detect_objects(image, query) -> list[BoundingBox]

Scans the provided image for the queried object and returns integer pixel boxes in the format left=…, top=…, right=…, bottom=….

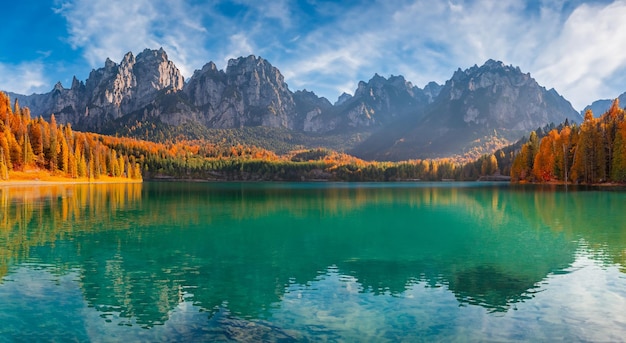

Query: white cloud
left=0, top=62, right=49, bottom=95
left=533, top=1, right=626, bottom=109
left=221, top=33, right=256, bottom=66
left=56, top=0, right=210, bottom=78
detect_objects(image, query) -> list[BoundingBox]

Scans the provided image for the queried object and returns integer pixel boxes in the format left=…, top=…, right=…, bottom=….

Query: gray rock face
left=334, top=92, right=353, bottom=106
left=323, top=74, right=437, bottom=132
left=438, top=59, right=579, bottom=131
left=82, top=48, right=184, bottom=127
left=9, top=48, right=184, bottom=130
left=293, top=90, right=333, bottom=132
left=185, top=62, right=226, bottom=113
left=423, top=82, right=443, bottom=103
left=185, top=55, right=298, bottom=129
left=7, top=77, right=87, bottom=125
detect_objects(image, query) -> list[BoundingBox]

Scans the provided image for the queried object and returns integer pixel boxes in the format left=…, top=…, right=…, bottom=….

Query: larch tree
left=532, top=130, right=557, bottom=182
left=29, top=120, right=44, bottom=166
left=611, top=120, right=626, bottom=182
left=572, top=110, right=605, bottom=183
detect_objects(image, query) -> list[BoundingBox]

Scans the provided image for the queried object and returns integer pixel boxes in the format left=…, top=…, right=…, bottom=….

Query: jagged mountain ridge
left=352, top=60, right=580, bottom=160
left=9, top=48, right=434, bottom=135
left=5, top=49, right=579, bottom=160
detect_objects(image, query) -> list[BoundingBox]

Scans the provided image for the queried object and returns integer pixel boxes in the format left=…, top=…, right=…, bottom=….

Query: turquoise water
left=1, top=182, right=625, bottom=342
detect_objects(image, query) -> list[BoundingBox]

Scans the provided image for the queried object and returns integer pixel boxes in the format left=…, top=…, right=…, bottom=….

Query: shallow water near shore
left=1, top=181, right=625, bottom=342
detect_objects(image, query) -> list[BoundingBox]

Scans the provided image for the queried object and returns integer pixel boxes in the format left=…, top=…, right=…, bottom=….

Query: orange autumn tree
left=571, top=110, right=605, bottom=183
left=512, top=99, right=626, bottom=184
left=610, top=100, right=626, bottom=181
left=0, top=91, right=142, bottom=181
left=532, top=129, right=558, bottom=181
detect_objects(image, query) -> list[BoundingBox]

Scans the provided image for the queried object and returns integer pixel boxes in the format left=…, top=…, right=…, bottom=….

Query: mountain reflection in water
left=1, top=182, right=625, bottom=341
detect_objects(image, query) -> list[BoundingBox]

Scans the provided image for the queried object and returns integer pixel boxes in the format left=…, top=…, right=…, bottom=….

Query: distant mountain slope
left=581, top=91, right=626, bottom=117
left=352, top=60, right=580, bottom=161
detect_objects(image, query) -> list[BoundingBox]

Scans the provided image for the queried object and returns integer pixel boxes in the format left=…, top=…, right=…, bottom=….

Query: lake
left=1, top=181, right=625, bottom=342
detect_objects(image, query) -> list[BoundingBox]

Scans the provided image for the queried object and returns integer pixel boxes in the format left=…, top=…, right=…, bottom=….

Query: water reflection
left=1, top=182, right=626, bottom=339
left=0, top=183, right=142, bottom=280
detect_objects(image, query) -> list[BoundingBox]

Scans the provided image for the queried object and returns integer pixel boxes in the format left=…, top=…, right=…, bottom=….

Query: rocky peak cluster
left=84, top=48, right=184, bottom=112
left=352, top=61, right=581, bottom=161
left=436, top=59, right=578, bottom=131
left=327, top=73, right=436, bottom=130
left=9, top=48, right=443, bottom=133
left=11, top=48, right=185, bottom=128
left=189, top=55, right=297, bottom=128
left=6, top=49, right=581, bottom=160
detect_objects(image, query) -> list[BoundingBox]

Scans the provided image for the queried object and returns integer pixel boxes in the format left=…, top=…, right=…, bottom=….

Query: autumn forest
left=512, top=99, right=626, bottom=184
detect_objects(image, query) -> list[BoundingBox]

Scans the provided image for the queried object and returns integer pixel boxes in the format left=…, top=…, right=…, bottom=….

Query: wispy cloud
left=56, top=0, right=209, bottom=77
left=0, top=62, right=49, bottom=95
left=232, top=0, right=293, bottom=28
left=533, top=1, right=626, bottom=109
left=222, top=33, right=256, bottom=66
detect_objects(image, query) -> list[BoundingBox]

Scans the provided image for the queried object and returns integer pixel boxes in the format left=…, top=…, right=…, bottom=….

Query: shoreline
left=0, top=178, right=142, bottom=187
left=513, top=180, right=626, bottom=187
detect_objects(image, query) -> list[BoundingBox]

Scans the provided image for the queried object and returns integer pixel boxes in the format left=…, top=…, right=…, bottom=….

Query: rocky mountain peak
left=354, top=74, right=415, bottom=98
left=434, top=60, right=579, bottom=131
left=388, top=75, right=413, bottom=89
left=335, top=92, right=353, bottom=106
left=446, top=60, right=534, bottom=102
left=103, top=57, right=117, bottom=71
left=120, top=51, right=136, bottom=67
left=53, top=81, right=64, bottom=92
left=71, top=76, right=84, bottom=90
left=50, top=48, right=184, bottom=126
left=183, top=54, right=296, bottom=129
left=225, top=55, right=286, bottom=88
left=193, top=61, right=219, bottom=77
left=353, top=61, right=580, bottom=161
left=227, top=55, right=271, bottom=74
left=133, top=48, right=184, bottom=97
left=423, top=82, right=442, bottom=103
left=483, top=58, right=505, bottom=69
left=135, top=48, right=173, bottom=70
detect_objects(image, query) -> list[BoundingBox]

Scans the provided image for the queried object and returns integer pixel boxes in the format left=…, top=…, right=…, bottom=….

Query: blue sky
left=1, top=0, right=625, bottom=110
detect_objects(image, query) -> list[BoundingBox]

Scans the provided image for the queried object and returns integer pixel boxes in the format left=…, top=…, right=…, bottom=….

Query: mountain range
left=6, top=48, right=585, bottom=161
